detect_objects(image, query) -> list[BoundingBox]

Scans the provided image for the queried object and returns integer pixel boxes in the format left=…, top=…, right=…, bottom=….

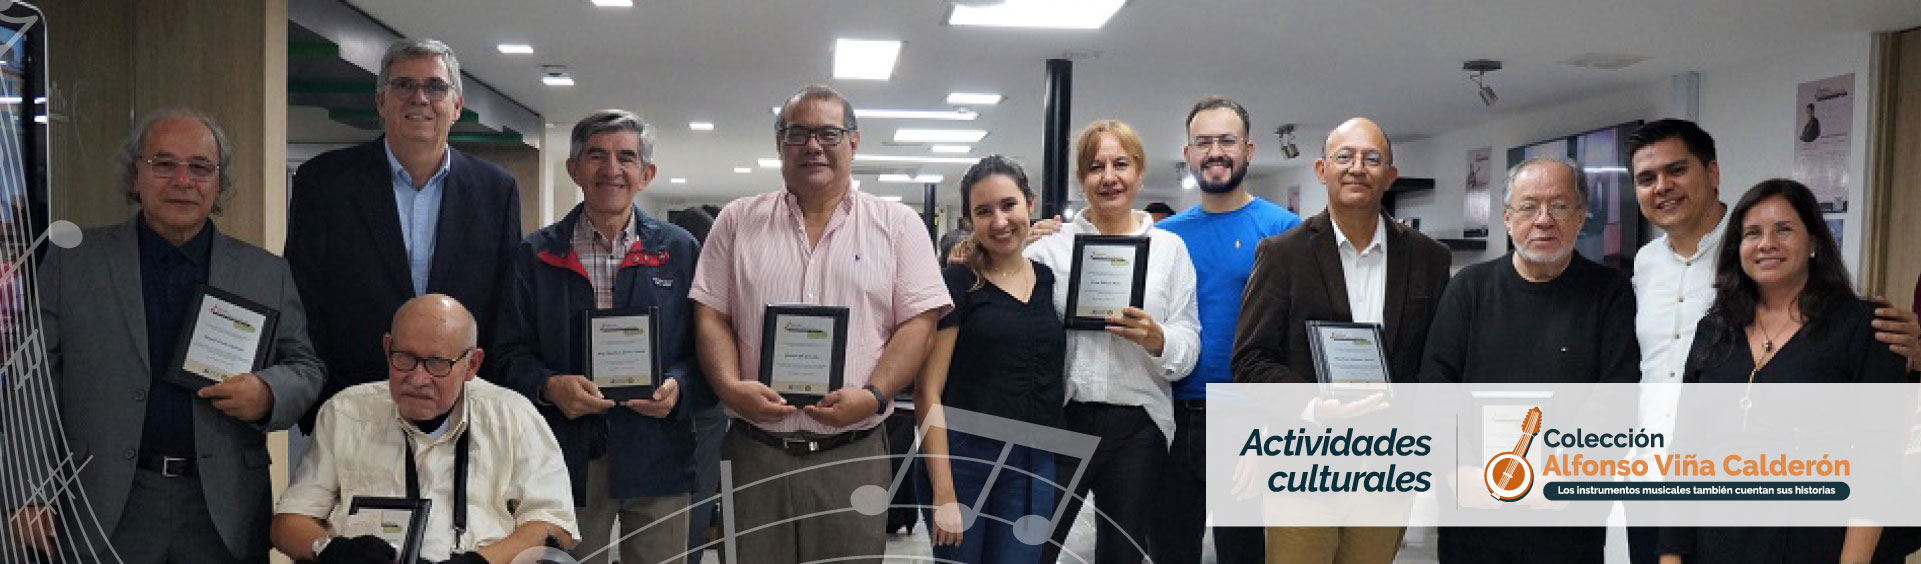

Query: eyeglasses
left=385, top=78, right=454, bottom=101
left=1190, top=135, right=1245, bottom=153
left=1327, top=149, right=1387, bottom=169
left=141, top=157, right=219, bottom=181
left=388, top=348, right=473, bottom=378
left=1506, top=201, right=1582, bottom=221
left=778, top=126, right=853, bottom=147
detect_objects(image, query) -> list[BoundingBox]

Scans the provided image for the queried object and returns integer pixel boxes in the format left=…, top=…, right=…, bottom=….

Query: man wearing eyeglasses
left=1232, top=117, right=1451, bottom=564
left=1418, top=157, right=1639, bottom=564
left=6, top=109, right=324, bottom=563
left=1151, top=96, right=1301, bottom=564
left=493, top=110, right=702, bottom=564
left=286, top=38, right=522, bottom=434
left=690, top=85, right=950, bottom=563
left=274, top=294, right=577, bottom=564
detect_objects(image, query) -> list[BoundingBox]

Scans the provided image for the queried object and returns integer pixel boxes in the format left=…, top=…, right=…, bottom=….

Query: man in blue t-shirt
left=1151, top=95, right=1301, bottom=564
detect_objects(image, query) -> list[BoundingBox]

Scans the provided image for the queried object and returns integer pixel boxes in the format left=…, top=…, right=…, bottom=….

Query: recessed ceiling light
left=855, top=154, right=978, bottom=165
left=733, top=167, right=752, bottom=174
left=879, top=174, right=945, bottom=183
left=946, top=92, right=1003, bottom=105
left=894, top=129, right=988, bottom=143
left=856, top=108, right=977, bottom=121
left=497, top=44, right=534, bottom=55
left=542, top=65, right=574, bottom=87
left=591, top=0, right=633, bottom=7
left=670, top=178, right=687, bottom=184
left=757, top=158, right=781, bottom=168
left=879, top=195, right=903, bottom=202
left=930, top=145, right=972, bottom=154
left=852, top=180, right=863, bottom=190
left=948, top=0, right=1126, bottom=30
left=833, top=39, right=902, bottom=80
left=689, top=121, right=715, bottom=131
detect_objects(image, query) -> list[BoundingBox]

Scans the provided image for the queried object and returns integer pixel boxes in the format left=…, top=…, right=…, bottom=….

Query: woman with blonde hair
left=1029, top=120, right=1201, bottom=564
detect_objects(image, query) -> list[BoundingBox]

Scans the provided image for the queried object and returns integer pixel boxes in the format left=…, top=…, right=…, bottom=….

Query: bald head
left=390, top=294, right=478, bottom=349
left=385, top=295, right=482, bottom=420
left=1323, top=118, right=1393, bottom=164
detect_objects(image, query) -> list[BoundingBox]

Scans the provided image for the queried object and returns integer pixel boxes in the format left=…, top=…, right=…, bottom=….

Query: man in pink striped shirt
left=690, top=85, right=951, bottom=563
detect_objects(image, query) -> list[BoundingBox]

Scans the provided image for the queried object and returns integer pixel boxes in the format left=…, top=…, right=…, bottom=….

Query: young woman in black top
left=1660, top=179, right=1904, bottom=563
left=914, top=155, right=1067, bottom=563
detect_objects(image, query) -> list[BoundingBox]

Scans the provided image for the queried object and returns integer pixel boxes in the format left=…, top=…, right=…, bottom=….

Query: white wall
left=1377, top=31, right=1877, bottom=278
left=1394, top=82, right=1672, bottom=268
left=1697, top=32, right=1877, bottom=282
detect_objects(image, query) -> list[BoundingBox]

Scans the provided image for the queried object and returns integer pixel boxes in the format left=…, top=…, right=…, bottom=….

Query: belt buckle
left=781, top=437, right=819, bottom=453
left=160, top=456, right=189, bottom=478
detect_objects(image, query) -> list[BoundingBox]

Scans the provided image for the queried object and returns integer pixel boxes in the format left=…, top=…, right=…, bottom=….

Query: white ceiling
left=343, top=0, right=1921, bottom=206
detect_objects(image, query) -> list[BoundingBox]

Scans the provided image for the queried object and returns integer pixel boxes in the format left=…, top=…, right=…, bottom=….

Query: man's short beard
left=1197, top=164, right=1248, bottom=194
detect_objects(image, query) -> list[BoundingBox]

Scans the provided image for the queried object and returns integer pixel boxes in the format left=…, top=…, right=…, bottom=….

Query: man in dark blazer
left=285, top=38, right=520, bottom=430
left=6, top=109, right=323, bottom=563
left=1231, top=117, right=1451, bottom=564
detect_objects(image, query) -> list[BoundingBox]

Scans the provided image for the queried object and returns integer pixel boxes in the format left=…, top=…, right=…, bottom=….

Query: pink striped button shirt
left=690, top=186, right=951, bottom=434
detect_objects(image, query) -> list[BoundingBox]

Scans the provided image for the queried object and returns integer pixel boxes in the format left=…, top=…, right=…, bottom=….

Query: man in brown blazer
left=1230, top=117, right=1452, bottom=564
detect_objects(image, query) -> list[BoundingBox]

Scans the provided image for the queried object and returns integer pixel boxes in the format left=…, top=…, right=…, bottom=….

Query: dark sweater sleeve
left=1597, top=276, right=1642, bottom=383
left=1418, top=267, right=1474, bottom=383
left=1232, top=238, right=1303, bottom=384
left=1846, top=300, right=1908, bottom=384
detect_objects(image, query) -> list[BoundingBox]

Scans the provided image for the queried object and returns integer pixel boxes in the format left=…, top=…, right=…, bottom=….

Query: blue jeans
left=916, top=431, right=1056, bottom=564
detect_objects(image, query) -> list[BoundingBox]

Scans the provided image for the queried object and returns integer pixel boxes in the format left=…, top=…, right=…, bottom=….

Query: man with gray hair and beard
left=1418, top=156, right=1640, bottom=564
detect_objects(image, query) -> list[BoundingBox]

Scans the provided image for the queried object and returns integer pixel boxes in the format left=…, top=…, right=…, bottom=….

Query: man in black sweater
left=1418, top=156, right=1639, bottom=564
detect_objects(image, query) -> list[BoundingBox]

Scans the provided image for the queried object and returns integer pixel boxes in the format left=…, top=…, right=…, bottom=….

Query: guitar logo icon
left=1483, top=407, right=1542, bottom=502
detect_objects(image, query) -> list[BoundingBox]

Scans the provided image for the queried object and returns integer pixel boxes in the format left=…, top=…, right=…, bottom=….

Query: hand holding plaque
left=583, top=307, right=663, bottom=402
left=167, top=285, right=278, bottom=391
left=1305, top=321, right=1394, bottom=397
left=341, top=496, right=430, bottom=564
left=758, top=305, right=849, bottom=406
left=1063, top=235, right=1150, bottom=330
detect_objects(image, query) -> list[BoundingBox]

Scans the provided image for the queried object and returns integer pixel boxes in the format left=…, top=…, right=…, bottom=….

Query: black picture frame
left=1062, top=235, right=1150, bottom=330
left=581, top=306, right=663, bottom=402
left=1305, top=321, right=1394, bottom=397
left=166, top=284, right=279, bottom=391
left=346, top=496, right=431, bottom=564
left=757, top=304, right=849, bottom=406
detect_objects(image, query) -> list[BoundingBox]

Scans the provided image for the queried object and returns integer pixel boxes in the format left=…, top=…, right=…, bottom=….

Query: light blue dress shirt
left=383, top=141, right=451, bottom=296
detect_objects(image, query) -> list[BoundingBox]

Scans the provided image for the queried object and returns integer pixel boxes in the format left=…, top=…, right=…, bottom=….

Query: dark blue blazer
left=496, top=203, right=702, bottom=501
left=285, top=138, right=521, bottom=431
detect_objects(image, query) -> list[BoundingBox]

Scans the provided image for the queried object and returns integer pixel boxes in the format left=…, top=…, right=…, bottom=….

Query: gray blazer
left=28, top=218, right=324, bottom=558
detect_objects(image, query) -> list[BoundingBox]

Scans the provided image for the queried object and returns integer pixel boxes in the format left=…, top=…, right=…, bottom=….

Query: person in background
left=1144, top=202, right=1177, bottom=222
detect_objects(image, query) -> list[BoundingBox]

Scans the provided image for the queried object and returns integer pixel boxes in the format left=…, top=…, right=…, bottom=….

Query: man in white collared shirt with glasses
left=273, top=295, right=577, bottom=564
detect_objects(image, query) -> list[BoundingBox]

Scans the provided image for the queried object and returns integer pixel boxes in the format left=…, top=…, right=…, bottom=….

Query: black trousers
left=1154, top=403, right=1264, bottom=564
left=1040, top=402, right=1166, bottom=564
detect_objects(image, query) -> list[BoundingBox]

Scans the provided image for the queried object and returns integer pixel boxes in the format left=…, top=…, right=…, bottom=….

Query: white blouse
left=1025, top=210, right=1200, bottom=445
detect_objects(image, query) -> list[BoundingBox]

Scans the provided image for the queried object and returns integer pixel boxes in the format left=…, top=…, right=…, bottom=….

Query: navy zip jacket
left=495, top=203, right=703, bottom=502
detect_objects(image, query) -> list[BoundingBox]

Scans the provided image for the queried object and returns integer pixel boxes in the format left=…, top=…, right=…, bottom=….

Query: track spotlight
left=1275, top=123, right=1301, bottom=159
left=1464, top=59, right=1502, bottom=107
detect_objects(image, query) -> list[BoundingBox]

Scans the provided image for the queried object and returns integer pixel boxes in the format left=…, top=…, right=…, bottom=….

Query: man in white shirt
left=272, top=294, right=578, bottom=564
left=1623, top=118, right=1921, bottom=563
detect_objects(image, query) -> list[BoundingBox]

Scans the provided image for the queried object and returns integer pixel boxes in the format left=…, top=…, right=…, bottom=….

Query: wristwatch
left=862, top=384, right=892, bottom=415
left=311, top=535, right=333, bottom=558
